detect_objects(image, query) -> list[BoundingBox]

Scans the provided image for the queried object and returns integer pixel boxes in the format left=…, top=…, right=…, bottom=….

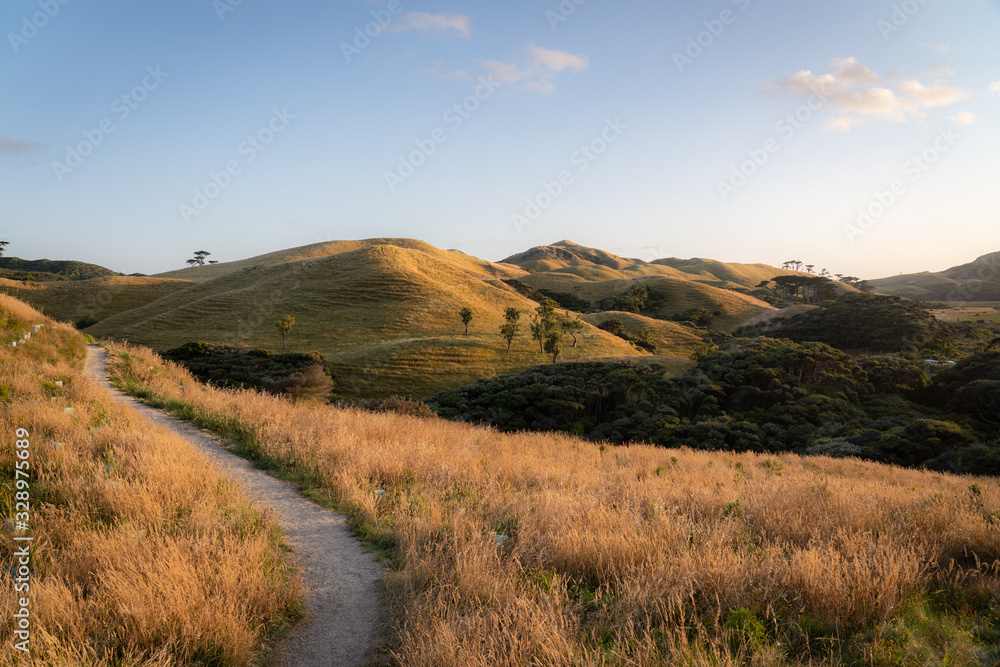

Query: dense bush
left=761, top=293, right=958, bottom=353
left=537, top=288, right=592, bottom=312
left=163, top=341, right=332, bottom=395
left=429, top=337, right=1000, bottom=474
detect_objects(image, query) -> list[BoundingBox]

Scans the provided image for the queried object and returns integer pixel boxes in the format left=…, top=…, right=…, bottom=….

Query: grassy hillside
left=503, top=240, right=806, bottom=288
left=581, top=310, right=705, bottom=358
left=87, top=242, right=641, bottom=399
left=870, top=251, right=1000, bottom=301
left=0, top=257, right=119, bottom=281
left=0, top=276, right=193, bottom=326
left=0, top=295, right=301, bottom=665
left=519, top=273, right=774, bottom=330
left=108, top=340, right=1000, bottom=666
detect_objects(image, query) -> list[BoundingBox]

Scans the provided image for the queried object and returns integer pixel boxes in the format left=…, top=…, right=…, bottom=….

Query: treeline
left=428, top=339, right=1000, bottom=474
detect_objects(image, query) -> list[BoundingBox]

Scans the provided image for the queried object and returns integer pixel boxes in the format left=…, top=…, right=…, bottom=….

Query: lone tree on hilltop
left=0, top=241, right=9, bottom=257
left=460, top=307, right=474, bottom=336
left=186, top=259, right=198, bottom=267
left=191, top=250, right=211, bottom=266
left=500, top=307, right=521, bottom=354
left=276, top=315, right=295, bottom=351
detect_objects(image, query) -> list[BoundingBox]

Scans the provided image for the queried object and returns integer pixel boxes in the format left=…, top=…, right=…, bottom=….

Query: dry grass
left=0, top=295, right=302, bottom=666
left=107, top=339, right=1000, bottom=666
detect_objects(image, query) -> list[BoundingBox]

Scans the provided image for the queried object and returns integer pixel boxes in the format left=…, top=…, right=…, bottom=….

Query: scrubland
left=107, top=339, right=1000, bottom=666
left=0, top=295, right=301, bottom=666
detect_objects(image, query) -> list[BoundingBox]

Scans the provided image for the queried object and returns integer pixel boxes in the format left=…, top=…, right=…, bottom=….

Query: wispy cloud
left=761, top=57, right=971, bottom=132
left=386, top=12, right=471, bottom=39
left=948, top=111, right=975, bottom=125
left=482, top=44, right=588, bottom=94
left=0, top=136, right=42, bottom=156
left=421, top=60, right=472, bottom=82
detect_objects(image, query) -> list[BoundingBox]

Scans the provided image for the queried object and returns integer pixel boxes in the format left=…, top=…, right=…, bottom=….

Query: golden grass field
left=0, top=295, right=302, bottom=666
left=106, top=337, right=1000, bottom=666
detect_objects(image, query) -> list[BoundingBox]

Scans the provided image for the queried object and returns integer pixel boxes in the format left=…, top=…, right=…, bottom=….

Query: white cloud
left=948, top=111, right=976, bottom=125
left=761, top=57, right=971, bottom=132
left=386, top=12, right=471, bottom=39
left=482, top=44, right=589, bottom=94
left=990, top=81, right=1000, bottom=95
left=0, top=136, right=41, bottom=156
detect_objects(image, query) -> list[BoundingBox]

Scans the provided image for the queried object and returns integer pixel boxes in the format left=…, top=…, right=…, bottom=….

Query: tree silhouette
left=276, top=315, right=295, bottom=351
left=0, top=241, right=9, bottom=257
left=544, top=329, right=563, bottom=364
left=190, top=251, right=211, bottom=266
left=186, top=259, right=198, bottom=267
left=500, top=307, right=521, bottom=354
left=460, top=307, right=473, bottom=336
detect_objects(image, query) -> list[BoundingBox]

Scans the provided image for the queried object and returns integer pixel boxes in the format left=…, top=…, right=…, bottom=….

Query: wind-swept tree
left=186, top=259, right=198, bottom=267
left=276, top=315, right=295, bottom=351
left=0, top=241, right=9, bottom=257
left=460, top=307, right=474, bottom=336
left=530, top=318, right=545, bottom=353
left=192, top=250, right=211, bottom=266
left=560, top=314, right=585, bottom=348
left=500, top=307, right=521, bottom=354
left=544, top=329, right=564, bottom=364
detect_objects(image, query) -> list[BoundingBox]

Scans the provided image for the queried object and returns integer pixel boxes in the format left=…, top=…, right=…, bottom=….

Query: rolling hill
left=518, top=272, right=775, bottom=330
left=0, top=276, right=193, bottom=324
left=869, top=251, right=1000, bottom=301
left=85, top=240, right=647, bottom=399
left=0, top=256, right=121, bottom=281
left=502, top=240, right=806, bottom=288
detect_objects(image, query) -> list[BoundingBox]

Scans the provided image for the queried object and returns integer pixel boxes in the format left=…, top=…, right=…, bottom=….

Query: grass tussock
left=106, top=339, right=1000, bottom=666
left=0, top=295, right=302, bottom=666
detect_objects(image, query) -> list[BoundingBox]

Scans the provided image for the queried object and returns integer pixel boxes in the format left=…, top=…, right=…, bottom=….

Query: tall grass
left=106, top=340, right=1000, bottom=666
left=0, top=295, right=302, bottom=666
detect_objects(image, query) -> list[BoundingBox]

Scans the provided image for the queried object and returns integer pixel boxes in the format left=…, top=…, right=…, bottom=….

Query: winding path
left=85, top=346, right=384, bottom=667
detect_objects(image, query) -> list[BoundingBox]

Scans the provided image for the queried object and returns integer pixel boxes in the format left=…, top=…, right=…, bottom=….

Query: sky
left=1, top=0, right=998, bottom=278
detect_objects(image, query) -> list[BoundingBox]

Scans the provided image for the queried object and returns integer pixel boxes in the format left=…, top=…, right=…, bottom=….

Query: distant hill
left=0, top=276, right=193, bottom=325
left=502, top=240, right=806, bottom=289
left=0, top=257, right=119, bottom=282
left=869, top=252, right=1000, bottom=301
left=518, top=272, right=775, bottom=331
left=85, top=239, right=649, bottom=399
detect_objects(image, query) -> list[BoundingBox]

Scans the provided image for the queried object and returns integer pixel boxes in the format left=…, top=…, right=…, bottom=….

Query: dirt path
left=85, top=346, right=384, bottom=667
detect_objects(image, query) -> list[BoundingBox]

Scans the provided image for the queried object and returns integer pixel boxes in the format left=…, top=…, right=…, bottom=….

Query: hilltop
left=502, top=240, right=806, bottom=288
left=0, top=256, right=121, bottom=282
left=869, top=251, right=1000, bottom=301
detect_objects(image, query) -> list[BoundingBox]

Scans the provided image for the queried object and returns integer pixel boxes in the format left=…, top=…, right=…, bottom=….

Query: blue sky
left=1, top=0, right=998, bottom=278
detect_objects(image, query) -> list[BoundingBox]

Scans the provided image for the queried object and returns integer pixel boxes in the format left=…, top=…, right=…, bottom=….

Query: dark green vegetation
left=163, top=341, right=333, bottom=400
left=0, top=256, right=120, bottom=281
left=429, top=337, right=1000, bottom=474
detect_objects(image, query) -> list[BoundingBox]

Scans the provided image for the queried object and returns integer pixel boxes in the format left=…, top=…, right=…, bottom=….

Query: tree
left=208, top=260, right=219, bottom=265
left=500, top=308, right=521, bottom=354
left=460, top=307, right=473, bottom=336
left=560, top=314, right=585, bottom=348
left=544, top=329, right=564, bottom=364
left=533, top=299, right=560, bottom=355
left=530, top=318, right=545, bottom=353
left=186, top=259, right=198, bottom=267
left=192, top=250, right=211, bottom=266
left=276, top=315, right=295, bottom=351
left=0, top=241, right=9, bottom=257
left=805, top=264, right=815, bottom=274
